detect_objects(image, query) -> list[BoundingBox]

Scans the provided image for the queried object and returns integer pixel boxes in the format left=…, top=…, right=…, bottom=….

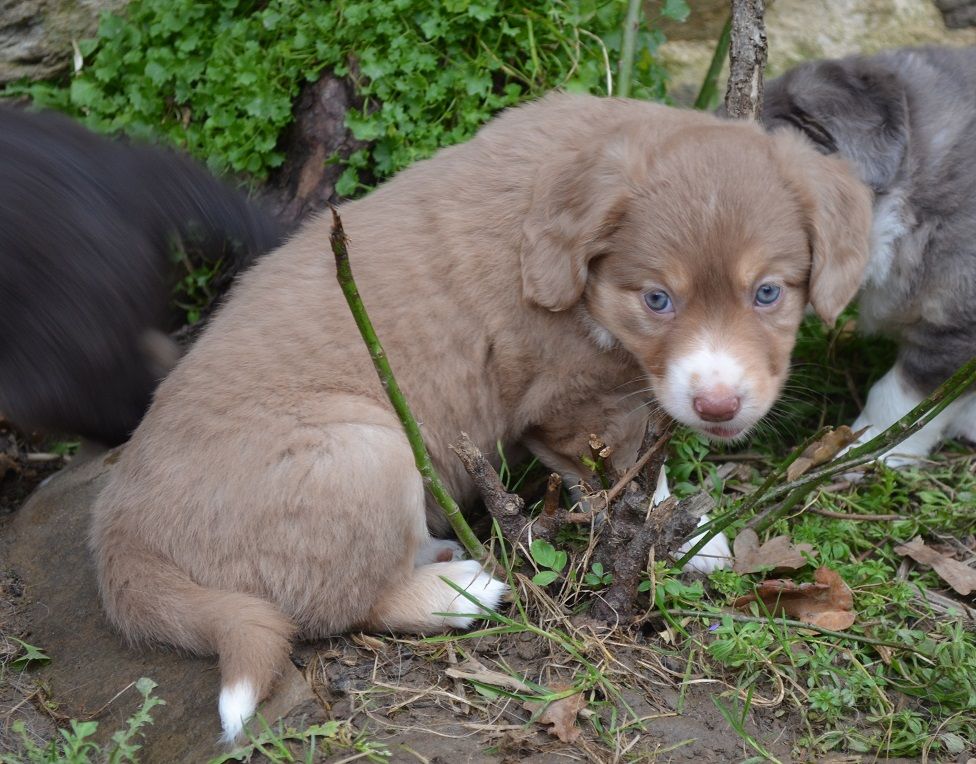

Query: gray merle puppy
left=760, top=46, right=976, bottom=465
left=0, top=105, right=283, bottom=446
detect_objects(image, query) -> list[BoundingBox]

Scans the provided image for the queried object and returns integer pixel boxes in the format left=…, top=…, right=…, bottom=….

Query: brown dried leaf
left=895, top=536, right=976, bottom=596
left=732, top=528, right=816, bottom=574
left=350, top=633, right=386, bottom=651
left=733, top=567, right=856, bottom=630
left=445, top=657, right=533, bottom=694
left=523, top=685, right=586, bottom=743
left=786, top=426, right=861, bottom=481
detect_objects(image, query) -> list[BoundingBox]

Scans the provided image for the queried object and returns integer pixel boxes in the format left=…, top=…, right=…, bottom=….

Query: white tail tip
left=444, top=559, right=508, bottom=629
left=218, top=680, right=257, bottom=743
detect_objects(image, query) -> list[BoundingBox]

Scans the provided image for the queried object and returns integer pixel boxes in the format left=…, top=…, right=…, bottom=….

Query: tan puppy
left=90, top=93, right=871, bottom=740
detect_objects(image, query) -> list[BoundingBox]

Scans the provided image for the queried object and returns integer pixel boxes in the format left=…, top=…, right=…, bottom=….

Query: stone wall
left=0, top=0, right=128, bottom=84
left=654, top=0, right=976, bottom=105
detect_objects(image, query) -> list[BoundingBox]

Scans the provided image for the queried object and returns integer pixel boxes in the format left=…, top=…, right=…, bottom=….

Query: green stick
left=328, top=207, right=486, bottom=560
left=616, top=0, right=643, bottom=98
left=693, top=13, right=732, bottom=110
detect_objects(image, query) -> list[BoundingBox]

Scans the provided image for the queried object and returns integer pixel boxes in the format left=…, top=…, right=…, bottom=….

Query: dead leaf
left=786, top=426, right=862, bottom=481
left=875, top=643, right=893, bottom=666
left=523, top=685, right=586, bottom=743
left=733, top=566, right=856, bottom=630
left=894, top=537, right=976, bottom=596
left=350, top=633, right=386, bottom=651
left=732, top=528, right=816, bottom=574
left=445, top=657, right=533, bottom=694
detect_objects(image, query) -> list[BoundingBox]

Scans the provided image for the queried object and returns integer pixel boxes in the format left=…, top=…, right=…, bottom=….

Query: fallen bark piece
left=732, top=528, right=816, bottom=574
left=786, top=425, right=861, bottom=481
left=895, top=536, right=976, bottom=596
left=733, top=567, right=856, bottom=630
left=523, top=686, right=586, bottom=743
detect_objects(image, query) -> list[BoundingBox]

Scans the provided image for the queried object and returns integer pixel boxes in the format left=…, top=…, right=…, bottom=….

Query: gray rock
left=0, top=0, right=129, bottom=84
left=655, top=0, right=976, bottom=106
left=5, top=452, right=321, bottom=762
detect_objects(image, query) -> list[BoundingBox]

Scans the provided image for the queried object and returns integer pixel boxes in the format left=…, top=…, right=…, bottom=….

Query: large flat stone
left=5, top=453, right=319, bottom=762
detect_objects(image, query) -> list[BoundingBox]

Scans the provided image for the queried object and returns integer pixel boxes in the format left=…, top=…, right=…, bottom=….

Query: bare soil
left=0, top=436, right=797, bottom=763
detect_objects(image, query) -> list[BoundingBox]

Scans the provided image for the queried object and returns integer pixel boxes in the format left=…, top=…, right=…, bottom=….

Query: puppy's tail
left=93, top=529, right=295, bottom=742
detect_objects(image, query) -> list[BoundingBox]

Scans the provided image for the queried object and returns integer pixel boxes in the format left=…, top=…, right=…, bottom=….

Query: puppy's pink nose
left=694, top=388, right=741, bottom=422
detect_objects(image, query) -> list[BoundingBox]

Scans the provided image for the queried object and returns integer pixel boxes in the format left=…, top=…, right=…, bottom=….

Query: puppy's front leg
left=653, top=466, right=731, bottom=574
left=849, top=364, right=970, bottom=468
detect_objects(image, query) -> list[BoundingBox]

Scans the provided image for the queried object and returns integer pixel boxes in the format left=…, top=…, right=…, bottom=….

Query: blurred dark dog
left=0, top=105, right=283, bottom=446
left=761, top=46, right=976, bottom=465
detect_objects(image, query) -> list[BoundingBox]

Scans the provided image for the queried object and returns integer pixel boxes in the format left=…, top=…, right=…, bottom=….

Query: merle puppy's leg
left=852, top=335, right=975, bottom=466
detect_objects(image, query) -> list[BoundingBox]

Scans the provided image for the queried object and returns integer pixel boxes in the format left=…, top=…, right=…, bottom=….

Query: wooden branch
left=328, top=208, right=485, bottom=560
left=542, top=472, right=561, bottom=517
left=590, top=491, right=712, bottom=624
left=450, top=432, right=567, bottom=549
left=724, top=0, right=767, bottom=120
left=588, top=417, right=714, bottom=624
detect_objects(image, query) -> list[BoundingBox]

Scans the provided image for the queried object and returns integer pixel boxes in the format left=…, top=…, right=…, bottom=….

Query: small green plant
left=7, top=677, right=163, bottom=764
left=169, top=245, right=225, bottom=325
left=49, top=441, right=80, bottom=458
left=528, top=539, right=567, bottom=586
left=210, top=719, right=389, bottom=764
left=667, top=428, right=721, bottom=498
left=8, top=638, right=51, bottom=671
left=582, top=561, right=612, bottom=588
left=713, top=690, right=785, bottom=764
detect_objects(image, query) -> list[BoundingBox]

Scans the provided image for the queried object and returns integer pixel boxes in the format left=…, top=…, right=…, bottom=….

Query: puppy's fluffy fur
left=90, top=93, right=871, bottom=740
left=762, top=46, right=976, bottom=464
left=0, top=105, right=283, bottom=445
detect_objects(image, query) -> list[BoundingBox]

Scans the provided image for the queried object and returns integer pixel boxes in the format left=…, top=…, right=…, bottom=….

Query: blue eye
left=643, top=290, right=673, bottom=313
left=754, top=283, right=782, bottom=306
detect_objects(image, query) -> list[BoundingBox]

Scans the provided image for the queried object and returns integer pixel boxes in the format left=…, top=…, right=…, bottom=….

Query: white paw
left=218, top=680, right=257, bottom=743
left=444, top=560, right=507, bottom=629
left=678, top=515, right=731, bottom=574
left=415, top=538, right=465, bottom=565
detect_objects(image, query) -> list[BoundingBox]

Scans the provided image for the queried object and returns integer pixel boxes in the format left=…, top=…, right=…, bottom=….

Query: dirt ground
left=0, top=419, right=799, bottom=763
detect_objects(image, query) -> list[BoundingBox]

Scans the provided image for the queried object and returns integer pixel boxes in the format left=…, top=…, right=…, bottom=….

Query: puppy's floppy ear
left=772, top=129, right=873, bottom=326
left=520, top=142, right=630, bottom=311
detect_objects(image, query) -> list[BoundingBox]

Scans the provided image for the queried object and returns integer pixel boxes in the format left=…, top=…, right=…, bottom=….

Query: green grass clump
left=6, top=677, right=163, bottom=764
left=5, top=0, right=686, bottom=188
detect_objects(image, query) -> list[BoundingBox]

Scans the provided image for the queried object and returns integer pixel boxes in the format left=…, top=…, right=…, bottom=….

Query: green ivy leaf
left=661, top=0, right=690, bottom=22
left=529, top=539, right=556, bottom=569
left=532, top=570, right=558, bottom=586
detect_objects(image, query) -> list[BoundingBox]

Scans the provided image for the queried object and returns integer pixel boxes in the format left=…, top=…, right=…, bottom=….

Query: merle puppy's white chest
left=857, top=190, right=923, bottom=336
